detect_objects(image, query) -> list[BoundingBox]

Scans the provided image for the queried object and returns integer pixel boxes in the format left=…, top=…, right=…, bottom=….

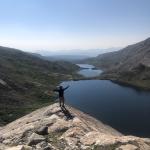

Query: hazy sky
left=0, top=0, right=150, bottom=52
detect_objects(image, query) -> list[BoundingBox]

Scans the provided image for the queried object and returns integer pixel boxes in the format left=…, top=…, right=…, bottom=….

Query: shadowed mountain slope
left=86, top=38, right=150, bottom=89
left=0, top=46, right=78, bottom=125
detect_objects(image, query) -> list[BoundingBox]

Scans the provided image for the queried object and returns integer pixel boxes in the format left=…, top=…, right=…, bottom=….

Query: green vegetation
left=0, top=46, right=79, bottom=125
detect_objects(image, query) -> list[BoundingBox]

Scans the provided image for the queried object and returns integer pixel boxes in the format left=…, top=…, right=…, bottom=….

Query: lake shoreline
left=71, top=75, right=150, bottom=91
left=75, top=63, right=150, bottom=91
left=61, top=64, right=150, bottom=137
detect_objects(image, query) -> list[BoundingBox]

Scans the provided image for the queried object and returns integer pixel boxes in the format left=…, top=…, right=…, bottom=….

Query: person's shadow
left=61, top=106, right=74, bottom=120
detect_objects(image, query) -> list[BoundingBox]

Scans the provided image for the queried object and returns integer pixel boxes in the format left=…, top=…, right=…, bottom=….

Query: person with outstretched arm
left=53, top=85, right=70, bottom=107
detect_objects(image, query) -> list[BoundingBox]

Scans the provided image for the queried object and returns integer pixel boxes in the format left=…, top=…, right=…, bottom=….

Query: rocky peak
left=0, top=103, right=150, bottom=150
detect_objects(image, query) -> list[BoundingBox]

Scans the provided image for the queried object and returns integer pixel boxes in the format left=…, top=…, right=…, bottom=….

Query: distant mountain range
left=31, top=54, right=90, bottom=62
left=36, top=48, right=120, bottom=57
left=85, top=38, right=150, bottom=90
left=45, top=55, right=90, bottom=62
left=32, top=48, right=120, bottom=63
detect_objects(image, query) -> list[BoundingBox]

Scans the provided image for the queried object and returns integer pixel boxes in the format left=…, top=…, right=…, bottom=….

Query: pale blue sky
left=0, top=0, right=150, bottom=52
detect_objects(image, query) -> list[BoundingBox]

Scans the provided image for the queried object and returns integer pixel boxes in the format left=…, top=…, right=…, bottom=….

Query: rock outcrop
left=0, top=103, right=150, bottom=150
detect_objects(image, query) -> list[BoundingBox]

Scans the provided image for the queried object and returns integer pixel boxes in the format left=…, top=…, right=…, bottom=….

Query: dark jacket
left=53, top=86, right=69, bottom=97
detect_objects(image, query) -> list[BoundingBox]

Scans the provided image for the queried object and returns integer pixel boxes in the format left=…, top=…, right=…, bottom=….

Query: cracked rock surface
left=0, top=103, right=150, bottom=150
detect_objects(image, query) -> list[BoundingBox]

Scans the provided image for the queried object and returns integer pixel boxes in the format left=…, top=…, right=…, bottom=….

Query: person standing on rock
left=53, top=85, right=70, bottom=107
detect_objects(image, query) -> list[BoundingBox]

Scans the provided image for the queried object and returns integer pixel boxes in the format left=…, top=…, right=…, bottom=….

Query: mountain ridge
left=85, top=37, right=150, bottom=90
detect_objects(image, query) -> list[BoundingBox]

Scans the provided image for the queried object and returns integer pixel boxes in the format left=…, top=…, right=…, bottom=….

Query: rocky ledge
left=0, top=103, right=150, bottom=150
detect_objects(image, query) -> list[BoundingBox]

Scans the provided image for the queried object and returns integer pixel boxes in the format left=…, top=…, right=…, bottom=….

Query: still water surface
left=77, top=64, right=102, bottom=77
left=61, top=64, right=150, bottom=137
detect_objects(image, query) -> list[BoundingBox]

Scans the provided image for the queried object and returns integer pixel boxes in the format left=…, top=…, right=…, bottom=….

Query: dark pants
left=59, top=96, right=64, bottom=107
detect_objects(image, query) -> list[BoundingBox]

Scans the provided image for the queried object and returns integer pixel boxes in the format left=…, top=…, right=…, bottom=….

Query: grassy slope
left=0, top=46, right=79, bottom=125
